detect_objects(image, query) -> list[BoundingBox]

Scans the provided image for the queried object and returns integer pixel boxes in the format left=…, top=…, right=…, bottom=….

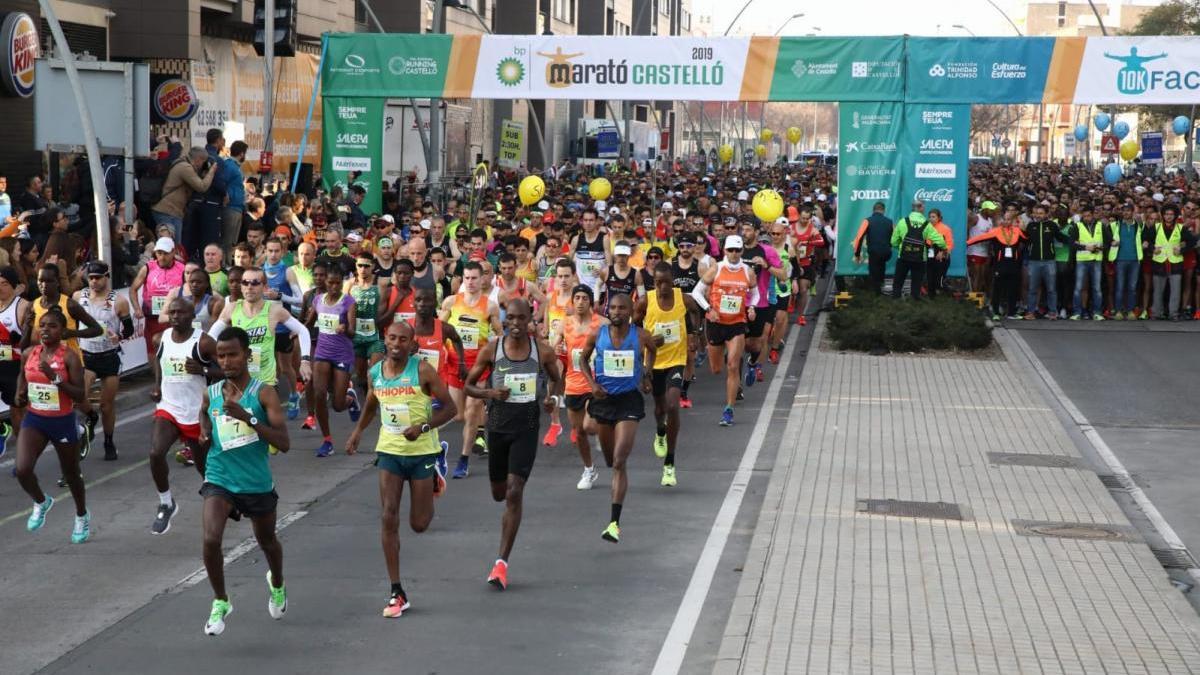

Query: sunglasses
left=87, top=274, right=108, bottom=279
left=677, top=242, right=695, bottom=248
left=356, top=263, right=373, bottom=268
left=240, top=279, right=264, bottom=287
left=725, top=248, right=743, bottom=253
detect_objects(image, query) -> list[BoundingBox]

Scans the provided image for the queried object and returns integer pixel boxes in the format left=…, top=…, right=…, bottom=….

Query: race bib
left=719, top=294, right=743, bottom=315
left=28, top=381, right=59, bottom=412
left=505, top=373, right=537, bottom=404
left=317, top=312, right=339, bottom=334
left=927, top=248, right=936, bottom=259
left=581, top=258, right=604, bottom=277
left=0, top=345, right=14, bottom=361
left=1003, top=247, right=1013, bottom=259
left=603, top=350, right=635, bottom=378
left=164, top=356, right=190, bottom=382
left=381, top=402, right=411, bottom=435
left=247, top=345, right=262, bottom=374
left=797, top=245, right=807, bottom=258
left=216, top=414, right=258, bottom=450
left=654, top=320, right=682, bottom=345
left=397, top=311, right=416, bottom=323
left=151, top=295, right=168, bottom=314
left=571, top=347, right=584, bottom=372
left=548, top=319, right=563, bottom=346
left=459, top=325, right=480, bottom=350
left=417, top=348, right=440, bottom=369
left=192, top=319, right=204, bottom=332
left=356, top=317, right=377, bottom=336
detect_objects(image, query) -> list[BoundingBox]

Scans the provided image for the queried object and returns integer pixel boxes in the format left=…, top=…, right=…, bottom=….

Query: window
left=1057, top=1, right=1066, bottom=28
left=553, top=0, right=574, bottom=22
left=660, top=0, right=670, bottom=17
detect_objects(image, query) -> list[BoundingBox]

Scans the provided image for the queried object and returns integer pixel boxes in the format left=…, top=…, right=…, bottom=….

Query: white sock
left=584, top=465, right=593, bottom=472
left=159, top=489, right=173, bottom=506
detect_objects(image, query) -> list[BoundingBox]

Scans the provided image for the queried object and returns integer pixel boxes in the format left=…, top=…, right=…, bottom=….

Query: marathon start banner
left=321, top=33, right=1200, bottom=104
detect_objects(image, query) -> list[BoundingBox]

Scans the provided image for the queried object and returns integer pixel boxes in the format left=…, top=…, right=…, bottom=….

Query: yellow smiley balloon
left=752, top=189, right=784, bottom=222
left=786, top=126, right=802, bottom=145
left=588, top=177, right=612, bottom=201
left=518, top=175, right=545, bottom=206
left=718, top=144, right=734, bottom=164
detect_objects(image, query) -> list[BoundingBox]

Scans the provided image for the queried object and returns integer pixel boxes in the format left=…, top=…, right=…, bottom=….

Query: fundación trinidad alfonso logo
left=496, top=57, right=524, bottom=87
left=1104, top=46, right=1167, bottom=95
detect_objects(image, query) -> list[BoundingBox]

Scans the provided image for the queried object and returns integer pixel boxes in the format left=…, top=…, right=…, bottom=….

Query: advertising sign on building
left=0, top=12, right=37, bottom=98
left=153, top=79, right=199, bottom=123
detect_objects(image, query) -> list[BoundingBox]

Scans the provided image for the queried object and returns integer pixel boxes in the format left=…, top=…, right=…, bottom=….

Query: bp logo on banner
left=321, top=96, right=384, bottom=215
left=836, top=101, right=904, bottom=275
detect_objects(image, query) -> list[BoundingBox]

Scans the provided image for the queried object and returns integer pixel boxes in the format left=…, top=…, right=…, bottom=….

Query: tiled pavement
left=715, top=319, right=1200, bottom=674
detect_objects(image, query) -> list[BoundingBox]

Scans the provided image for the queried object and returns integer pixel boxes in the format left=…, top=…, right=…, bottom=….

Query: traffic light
left=253, top=0, right=297, bottom=57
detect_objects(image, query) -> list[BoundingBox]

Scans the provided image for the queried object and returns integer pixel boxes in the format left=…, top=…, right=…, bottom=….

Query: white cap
left=775, top=216, right=789, bottom=225
left=595, top=199, right=607, bottom=210
left=420, top=218, right=432, bottom=230
left=1153, top=192, right=1165, bottom=202
left=613, top=244, right=633, bottom=256
left=662, top=201, right=674, bottom=210
left=345, top=232, right=363, bottom=243
left=154, top=237, right=174, bottom=253
left=724, top=235, right=744, bottom=249
left=817, top=194, right=828, bottom=202
left=537, top=200, right=550, bottom=211
left=608, top=206, right=621, bottom=215
left=380, top=214, right=395, bottom=224
left=737, top=190, right=749, bottom=201
left=642, top=218, right=653, bottom=226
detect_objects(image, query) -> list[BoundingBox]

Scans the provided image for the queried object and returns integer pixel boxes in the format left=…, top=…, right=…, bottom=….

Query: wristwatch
left=248, top=415, right=259, bottom=426
left=420, top=423, right=431, bottom=434
left=51, top=374, right=62, bottom=385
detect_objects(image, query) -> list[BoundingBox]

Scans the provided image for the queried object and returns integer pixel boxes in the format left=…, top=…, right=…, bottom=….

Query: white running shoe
left=576, top=466, right=598, bottom=490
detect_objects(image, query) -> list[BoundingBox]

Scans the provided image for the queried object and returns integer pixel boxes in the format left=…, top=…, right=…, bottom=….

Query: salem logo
left=849, top=189, right=890, bottom=201
left=914, top=188, right=955, bottom=202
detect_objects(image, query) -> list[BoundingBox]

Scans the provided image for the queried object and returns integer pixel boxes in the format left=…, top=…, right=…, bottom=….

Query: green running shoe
left=266, top=570, right=287, bottom=619
left=661, top=465, right=677, bottom=487
left=205, top=599, right=233, bottom=636
left=26, top=495, right=54, bottom=532
left=653, top=433, right=668, bottom=459
left=70, top=511, right=90, bottom=544
left=601, top=521, right=621, bottom=543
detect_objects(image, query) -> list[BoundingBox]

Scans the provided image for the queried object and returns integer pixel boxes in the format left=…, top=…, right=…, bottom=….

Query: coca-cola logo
left=914, top=188, right=955, bottom=202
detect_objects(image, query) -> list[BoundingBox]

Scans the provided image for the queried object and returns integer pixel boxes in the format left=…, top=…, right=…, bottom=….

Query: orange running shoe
left=382, top=591, right=410, bottom=618
left=797, top=315, right=808, bottom=326
left=487, top=559, right=508, bottom=591
left=542, top=422, right=562, bottom=447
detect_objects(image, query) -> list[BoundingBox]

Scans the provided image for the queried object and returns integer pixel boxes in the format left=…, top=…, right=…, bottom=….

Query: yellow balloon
left=755, top=144, right=767, bottom=158
left=588, top=177, right=612, bottom=201
left=752, top=189, right=784, bottom=222
left=1119, top=139, right=1139, bottom=161
left=787, top=126, right=802, bottom=144
left=518, top=175, right=545, bottom=206
left=760, top=128, right=774, bottom=143
left=718, top=144, right=734, bottom=164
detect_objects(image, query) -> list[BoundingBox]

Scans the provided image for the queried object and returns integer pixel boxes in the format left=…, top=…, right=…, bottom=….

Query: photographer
left=150, top=147, right=215, bottom=244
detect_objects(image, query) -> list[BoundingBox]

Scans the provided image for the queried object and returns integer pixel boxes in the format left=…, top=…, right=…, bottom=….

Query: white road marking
left=1005, top=329, right=1200, bottom=586
left=171, top=510, right=310, bottom=591
left=651, top=327, right=800, bottom=675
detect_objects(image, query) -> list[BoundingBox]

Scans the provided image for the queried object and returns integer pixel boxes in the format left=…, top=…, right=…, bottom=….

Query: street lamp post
left=951, top=24, right=976, bottom=36
left=773, top=13, right=804, bottom=36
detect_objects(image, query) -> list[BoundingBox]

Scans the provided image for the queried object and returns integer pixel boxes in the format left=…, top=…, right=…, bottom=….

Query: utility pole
left=264, top=0, right=274, bottom=170
left=428, top=0, right=446, bottom=197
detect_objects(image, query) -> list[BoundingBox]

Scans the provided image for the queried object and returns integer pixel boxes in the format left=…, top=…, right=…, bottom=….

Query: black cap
left=84, top=261, right=110, bottom=276
left=571, top=284, right=594, bottom=302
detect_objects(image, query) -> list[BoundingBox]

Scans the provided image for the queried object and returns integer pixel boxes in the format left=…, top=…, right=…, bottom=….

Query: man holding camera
left=151, top=147, right=215, bottom=244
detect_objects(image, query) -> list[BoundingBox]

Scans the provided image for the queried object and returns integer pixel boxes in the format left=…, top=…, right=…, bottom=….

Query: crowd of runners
left=1, top=158, right=836, bottom=634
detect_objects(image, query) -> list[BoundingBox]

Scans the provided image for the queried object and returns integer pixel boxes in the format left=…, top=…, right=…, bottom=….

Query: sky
left=694, top=0, right=1030, bottom=37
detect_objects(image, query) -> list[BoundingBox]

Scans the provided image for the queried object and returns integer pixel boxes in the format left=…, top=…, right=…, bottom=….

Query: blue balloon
left=1094, top=112, right=1111, bottom=131
left=1113, top=120, right=1130, bottom=140
left=1173, top=115, right=1191, bottom=136
left=1073, top=124, right=1088, bottom=142
left=1103, top=162, right=1122, bottom=185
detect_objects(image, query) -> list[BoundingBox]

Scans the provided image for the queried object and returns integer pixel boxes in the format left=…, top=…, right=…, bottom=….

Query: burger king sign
left=1, top=12, right=37, bottom=98
left=154, top=79, right=199, bottom=123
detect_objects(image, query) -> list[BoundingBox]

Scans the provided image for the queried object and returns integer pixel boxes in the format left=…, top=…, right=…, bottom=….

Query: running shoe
left=26, top=495, right=54, bottom=531
left=301, top=414, right=316, bottom=430
left=204, top=599, right=233, bottom=636
left=346, top=388, right=362, bottom=422
left=743, top=361, right=756, bottom=388
left=991, top=314, right=1002, bottom=321
left=382, top=591, right=410, bottom=618
left=1069, top=314, right=1082, bottom=321
left=71, top=511, right=91, bottom=544
left=266, top=570, right=287, bottom=619
left=736, top=386, right=744, bottom=401
left=0, top=421, right=10, bottom=460
left=286, top=392, right=300, bottom=421
left=1093, top=314, right=1105, bottom=321
left=768, top=349, right=780, bottom=365
left=152, top=500, right=179, bottom=536
left=796, top=315, right=807, bottom=326
left=661, top=465, right=677, bottom=487
left=473, top=434, right=488, bottom=456
left=679, top=394, right=693, bottom=409
left=435, top=441, right=449, bottom=481
left=78, top=423, right=91, bottom=460
left=542, top=422, right=562, bottom=447
left=754, top=363, right=764, bottom=382
left=570, top=428, right=578, bottom=444
left=653, top=433, right=668, bottom=459
left=1113, top=312, right=1125, bottom=321
left=576, top=466, right=598, bottom=490
left=103, top=439, right=118, bottom=461
left=175, top=447, right=195, bottom=466
left=452, top=456, right=469, bottom=479
left=488, top=559, right=509, bottom=590
left=1006, top=314, right=1021, bottom=321
left=720, top=407, right=734, bottom=427
left=601, top=521, right=621, bottom=543
left=315, top=440, right=334, bottom=458
left=85, top=411, right=98, bottom=449
left=695, top=350, right=707, bottom=368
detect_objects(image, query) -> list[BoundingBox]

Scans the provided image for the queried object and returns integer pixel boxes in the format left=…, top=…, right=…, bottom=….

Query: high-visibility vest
left=1075, top=221, right=1104, bottom=262
left=1151, top=223, right=1183, bottom=264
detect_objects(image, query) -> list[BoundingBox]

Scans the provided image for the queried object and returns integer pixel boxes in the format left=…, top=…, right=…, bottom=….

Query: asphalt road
left=1012, top=321, right=1200, bottom=560
left=2, top=304, right=819, bottom=675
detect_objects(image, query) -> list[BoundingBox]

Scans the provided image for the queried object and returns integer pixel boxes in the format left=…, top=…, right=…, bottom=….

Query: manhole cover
left=856, top=499, right=966, bottom=521
left=1011, top=519, right=1141, bottom=543
left=988, top=452, right=1086, bottom=470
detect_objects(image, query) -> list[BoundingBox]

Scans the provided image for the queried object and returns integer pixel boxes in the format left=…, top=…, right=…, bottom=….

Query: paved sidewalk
left=716, top=318, right=1200, bottom=674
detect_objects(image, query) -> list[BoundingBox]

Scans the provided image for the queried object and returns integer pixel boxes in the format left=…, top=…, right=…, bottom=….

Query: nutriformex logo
left=1104, top=46, right=1200, bottom=94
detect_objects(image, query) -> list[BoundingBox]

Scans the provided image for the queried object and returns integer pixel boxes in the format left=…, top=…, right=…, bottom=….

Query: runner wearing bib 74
left=691, top=235, right=758, bottom=428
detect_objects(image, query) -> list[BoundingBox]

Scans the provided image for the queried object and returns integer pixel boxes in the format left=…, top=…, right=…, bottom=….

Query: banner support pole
left=293, top=34, right=327, bottom=194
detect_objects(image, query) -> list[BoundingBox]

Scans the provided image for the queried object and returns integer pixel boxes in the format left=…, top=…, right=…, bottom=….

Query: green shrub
left=828, top=295, right=992, bottom=354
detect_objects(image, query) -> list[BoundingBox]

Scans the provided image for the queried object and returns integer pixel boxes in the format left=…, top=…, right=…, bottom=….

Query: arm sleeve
left=747, top=282, right=761, bottom=308
left=280, top=278, right=304, bottom=307
left=281, top=315, right=312, bottom=359
left=690, top=279, right=711, bottom=311
left=207, top=318, right=228, bottom=340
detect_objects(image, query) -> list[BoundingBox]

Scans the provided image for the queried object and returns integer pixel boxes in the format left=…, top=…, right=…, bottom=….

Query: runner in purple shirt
left=305, top=263, right=361, bottom=457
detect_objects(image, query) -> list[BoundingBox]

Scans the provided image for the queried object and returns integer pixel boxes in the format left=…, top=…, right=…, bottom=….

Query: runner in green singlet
left=349, top=253, right=385, bottom=389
